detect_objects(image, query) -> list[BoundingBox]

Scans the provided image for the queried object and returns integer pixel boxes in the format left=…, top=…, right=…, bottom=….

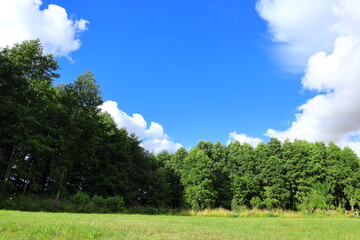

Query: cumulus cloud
left=256, top=0, right=338, bottom=70
left=100, top=100, right=182, bottom=154
left=227, top=132, right=263, bottom=147
left=0, top=0, right=88, bottom=57
left=257, top=0, right=360, bottom=155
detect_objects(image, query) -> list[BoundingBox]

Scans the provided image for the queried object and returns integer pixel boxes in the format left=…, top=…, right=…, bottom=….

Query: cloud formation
left=256, top=0, right=338, bottom=70
left=228, top=132, right=263, bottom=147
left=100, top=100, right=182, bottom=154
left=0, top=0, right=88, bottom=57
left=257, top=0, right=360, bottom=154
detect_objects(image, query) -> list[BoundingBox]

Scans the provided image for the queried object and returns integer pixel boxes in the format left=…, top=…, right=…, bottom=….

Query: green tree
left=51, top=70, right=102, bottom=200
left=181, top=147, right=216, bottom=210
left=166, top=147, right=188, bottom=175
left=299, top=181, right=334, bottom=211
left=156, top=151, right=183, bottom=207
left=228, top=141, right=261, bottom=208
left=0, top=40, right=59, bottom=196
left=211, top=142, right=231, bottom=208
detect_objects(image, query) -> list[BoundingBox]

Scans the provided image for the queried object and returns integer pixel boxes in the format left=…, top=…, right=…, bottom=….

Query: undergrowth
left=179, top=207, right=353, bottom=218
left=0, top=194, right=358, bottom=218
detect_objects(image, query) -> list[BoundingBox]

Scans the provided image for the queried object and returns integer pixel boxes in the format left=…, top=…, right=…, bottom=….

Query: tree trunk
left=54, top=170, right=65, bottom=201
left=1, top=147, right=16, bottom=196
left=22, top=181, right=29, bottom=194
left=324, top=201, right=329, bottom=211
left=3, top=148, right=16, bottom=182
left=55, top=188, right=61, bottom=201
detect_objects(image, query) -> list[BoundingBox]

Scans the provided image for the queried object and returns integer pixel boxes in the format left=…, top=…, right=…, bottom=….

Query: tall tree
left=51, top=70, right=102, bottom=200
left=0, top=40, right=59, bottom=195
left=211, top=142, right=231, bottom=208
left=181, top=147, right=216, bottom=210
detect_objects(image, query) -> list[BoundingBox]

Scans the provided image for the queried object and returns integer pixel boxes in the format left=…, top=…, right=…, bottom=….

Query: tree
left=262, top=155, right=291, bottom=209
left=50, top=70, right=103, bottom=200
left=299, top=181, right=334, bottom=211
left=344, top=182, right=360, bottom=211
left=228, top=141, right=260, bottom=208
left=79, top=113, right=131, bottom=199
left=156, top=151, right=183, bottom=207
left=0, top=40, right=59, bottom=196
left=166, top=147, right=188, bottom=175
left=181, top=147, right=216, bottom=210
left=211, top=142, right=231, bottom=208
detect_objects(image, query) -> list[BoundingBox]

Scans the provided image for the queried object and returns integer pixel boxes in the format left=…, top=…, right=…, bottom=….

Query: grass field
left=0, top=210, right=359, bottom=239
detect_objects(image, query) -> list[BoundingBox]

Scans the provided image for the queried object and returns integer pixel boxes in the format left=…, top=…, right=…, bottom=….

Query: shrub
left=264, top=198, right=279, bottom=210
left=70, top=192, right=91, bottom=206
left=231, top=198, right=246, bottom=212
left=105, top=196, right=125, bottom=212
left=141, top=207, right=159, bottom=215
left=1, top=195, right=33, bottom=211
left=81, top=202, right=100, bottom=213
left=250, top=196, right=265, bottom=209
left=92, top=195, right=106, bottom=207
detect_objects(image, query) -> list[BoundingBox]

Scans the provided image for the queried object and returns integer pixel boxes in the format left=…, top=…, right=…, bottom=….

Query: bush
left=0, top=193, right=128, bottom=214
left=140, top=207, right=159, bottom=215
left=231, top=198, right=246, bottom=212
left=70, top=192, right=91, bottom=206
left=81, top=202, right=104, bottom=213
left=2, top=195, right=32, bottom=211
left=264, top=198, right=279, bottom=210
left=0, top=195, right=53, bottom=212
left=92, top=195, right=106, bottom=207
left=250, top=196, right=265, bottom=209
left=104, top=196, right=125, bottom=212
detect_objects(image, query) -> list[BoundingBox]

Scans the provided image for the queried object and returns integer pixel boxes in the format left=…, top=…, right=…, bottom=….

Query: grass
left=179, top=208, right=347, bottom=218
left=0, top=210, right=359, bottom=239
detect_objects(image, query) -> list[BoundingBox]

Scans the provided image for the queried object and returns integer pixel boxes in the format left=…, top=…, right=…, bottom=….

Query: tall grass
left=180, top=207, right=349, bottom=218
left=0, top=194, right=356, bottom=218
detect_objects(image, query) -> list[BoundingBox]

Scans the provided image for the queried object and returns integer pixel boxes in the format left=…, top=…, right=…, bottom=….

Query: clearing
left=0, top=210, right=359, bottom=239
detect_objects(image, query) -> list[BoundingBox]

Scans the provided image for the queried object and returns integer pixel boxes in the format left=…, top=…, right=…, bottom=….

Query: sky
left=1, top=0, right=360, bottom=155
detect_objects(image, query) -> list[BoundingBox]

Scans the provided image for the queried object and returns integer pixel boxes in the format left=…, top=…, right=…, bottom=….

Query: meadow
left=0, top=210, right=359, bottom=240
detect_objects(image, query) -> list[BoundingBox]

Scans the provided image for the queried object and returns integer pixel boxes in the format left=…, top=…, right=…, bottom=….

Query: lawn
left=0, top=210, right=359, bottom=239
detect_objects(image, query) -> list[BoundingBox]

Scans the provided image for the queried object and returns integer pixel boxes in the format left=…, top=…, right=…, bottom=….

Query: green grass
left=0, top=210, right=359, bottom=239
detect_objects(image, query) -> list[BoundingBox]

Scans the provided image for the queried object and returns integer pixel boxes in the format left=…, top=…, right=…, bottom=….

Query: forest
left=1, top=40, right=360, bottom=213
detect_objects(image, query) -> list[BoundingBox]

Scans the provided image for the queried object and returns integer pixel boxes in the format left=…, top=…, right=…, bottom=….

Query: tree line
left=164, top=139, right=360, bottom=211
left=0, top=40, right=167, bottom=208
left=1, top=40, right=360, bottom=212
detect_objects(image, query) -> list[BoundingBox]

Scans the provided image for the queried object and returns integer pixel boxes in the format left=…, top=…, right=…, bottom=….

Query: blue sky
left=2, top=0, right=360, bottom=154
left=45, top=0, right=305, bottom=148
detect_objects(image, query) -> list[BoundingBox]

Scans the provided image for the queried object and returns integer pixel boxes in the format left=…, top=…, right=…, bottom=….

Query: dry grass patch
left=179, top=208, right=347, bottom=218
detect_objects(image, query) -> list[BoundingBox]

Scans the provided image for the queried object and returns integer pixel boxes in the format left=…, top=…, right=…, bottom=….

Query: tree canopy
left=1, top=40, right=360, bottom=212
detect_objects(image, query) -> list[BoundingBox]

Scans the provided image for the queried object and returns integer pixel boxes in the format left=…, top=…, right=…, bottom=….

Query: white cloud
left=100, top=100, right=182, bottom=154
left=227, top=132, right=263, bottom=147
left=257, top=0, right=360, bottom=155
left=256, top=0, right=338, bottom=70
left=0, top=0, right=88, bottom=57
left=142, top=138, right=182, bottom=155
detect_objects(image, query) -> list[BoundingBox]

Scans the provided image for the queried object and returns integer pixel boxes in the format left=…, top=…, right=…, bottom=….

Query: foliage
left=70, top=192, right=91, bottom=206
left=92, top=195, right=106, bottom=207
left=104, top=196, right=125, bottom=212
left=181, top=147, right=217, bottom=210
left=298, top=182, right=335, bottom=212
left=1, top=40, right=360, bottom=212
